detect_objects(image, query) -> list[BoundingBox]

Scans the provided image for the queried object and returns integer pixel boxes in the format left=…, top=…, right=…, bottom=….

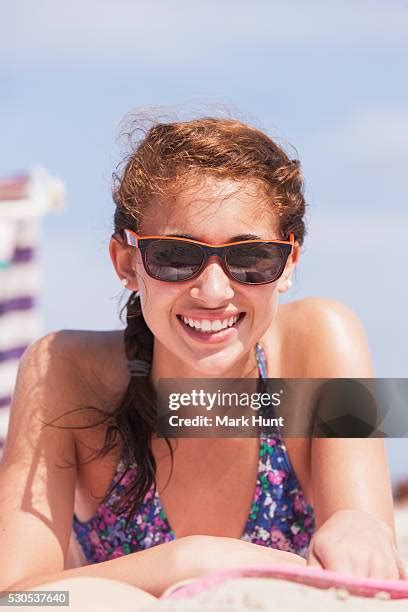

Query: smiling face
left=111, top=176, right=297, bottom=379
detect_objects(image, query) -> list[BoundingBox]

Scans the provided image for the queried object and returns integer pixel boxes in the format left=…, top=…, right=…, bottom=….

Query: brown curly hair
left=60, top=114, right=308, bottom=527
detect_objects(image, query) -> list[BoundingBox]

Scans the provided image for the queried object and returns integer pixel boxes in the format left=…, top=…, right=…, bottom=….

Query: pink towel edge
left=162, top=563, right=408, bottom=600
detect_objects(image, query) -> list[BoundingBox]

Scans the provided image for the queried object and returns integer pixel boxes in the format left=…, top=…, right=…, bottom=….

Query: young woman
left=0, top=116, right=404, bottom=604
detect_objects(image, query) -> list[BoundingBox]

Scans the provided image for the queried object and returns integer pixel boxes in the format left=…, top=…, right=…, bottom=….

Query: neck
left=150, top=339, right=261, bottom=389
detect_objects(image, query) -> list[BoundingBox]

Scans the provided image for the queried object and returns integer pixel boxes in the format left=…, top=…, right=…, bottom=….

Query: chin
left=192, top=347, right=244, bottom=377
left=195, top=361, right=230, bottom=377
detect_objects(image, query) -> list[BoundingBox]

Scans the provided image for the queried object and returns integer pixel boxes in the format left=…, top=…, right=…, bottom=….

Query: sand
left=139, top=507, right=408, bottom=611
left=24, top=508, right=408, bottom=611
left=395, top=506, right=408, bottom=565
left=144, top=578, right=408, bottom=611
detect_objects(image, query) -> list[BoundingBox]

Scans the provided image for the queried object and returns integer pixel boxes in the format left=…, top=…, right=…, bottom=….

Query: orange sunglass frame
left=122, top=228, right=295, bottom=285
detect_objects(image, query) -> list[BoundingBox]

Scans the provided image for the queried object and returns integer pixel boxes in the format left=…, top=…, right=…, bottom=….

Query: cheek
left=250, top=285, right=279, bottom=309
left=252, top=286, right=279, bottom=324
left=138, top=281, right=182, bottom=329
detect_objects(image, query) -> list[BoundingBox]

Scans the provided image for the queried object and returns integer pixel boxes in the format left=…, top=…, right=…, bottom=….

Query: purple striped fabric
left=0, top=396, right=12, bottom=409
left=11, top=247, right=35, bottom=264
left=1, top=175, right=38, bottom=453
left=0, top=345, right=27, bottom=363
left=0, top=296, right=36, bottom=316
left=0, top=169, right=65, bottom=457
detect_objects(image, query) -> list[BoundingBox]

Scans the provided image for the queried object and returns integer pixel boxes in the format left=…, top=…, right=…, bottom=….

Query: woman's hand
left=307, top=509, right=406, bottom=580
left=175, top=534, right=306, bottom=580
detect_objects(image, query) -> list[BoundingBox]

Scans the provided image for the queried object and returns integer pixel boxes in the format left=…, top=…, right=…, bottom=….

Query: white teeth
left=181, top=314, right=240, bottom=332
left=211, top=320, right=223, bottom=331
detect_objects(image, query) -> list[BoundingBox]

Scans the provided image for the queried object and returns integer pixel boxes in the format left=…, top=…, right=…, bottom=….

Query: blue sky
left=1, top=0, right=407, bottom=481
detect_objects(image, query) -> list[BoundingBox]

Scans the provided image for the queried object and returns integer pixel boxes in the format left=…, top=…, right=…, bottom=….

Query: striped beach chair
left=0, top=167, right=65, bottom=458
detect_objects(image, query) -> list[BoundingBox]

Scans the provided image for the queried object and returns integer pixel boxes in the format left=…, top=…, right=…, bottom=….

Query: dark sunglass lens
left=227, top=243, right=286, bottom=283
left=146, top=240, right=203, bottom=281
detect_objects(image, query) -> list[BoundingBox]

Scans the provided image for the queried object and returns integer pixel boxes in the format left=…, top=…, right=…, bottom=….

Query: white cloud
left=3, top=0, right=408, bottom=65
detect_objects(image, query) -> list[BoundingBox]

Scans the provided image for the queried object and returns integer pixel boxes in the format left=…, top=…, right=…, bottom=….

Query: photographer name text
left=167, top=414, right=285, bottom=427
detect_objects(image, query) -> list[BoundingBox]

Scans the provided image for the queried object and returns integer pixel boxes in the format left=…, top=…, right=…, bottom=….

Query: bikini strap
left=255, top=342, right=268, bottom=379
left=255, top=342, right=287, bottom=444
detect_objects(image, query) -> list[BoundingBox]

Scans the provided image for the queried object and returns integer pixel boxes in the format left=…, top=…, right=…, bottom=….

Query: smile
left=179, top=313, right=245, bottom=332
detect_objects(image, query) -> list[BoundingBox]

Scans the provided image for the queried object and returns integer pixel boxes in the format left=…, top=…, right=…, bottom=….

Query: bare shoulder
left=1, top=331, right=80, bottom=584
left=57, top=328, right=129, bottom=409
left=5, top=330, right=85, bottom=452
left=31, top=329, right=130, bottom=461
left=13, top=329, right=125, bottom=422
left=280, top=296, right=366, bottom=333
left=277, top=297, right=374, bottom=377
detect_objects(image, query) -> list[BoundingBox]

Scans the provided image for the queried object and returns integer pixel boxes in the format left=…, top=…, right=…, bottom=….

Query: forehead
left=141, top=177, right=279, bottom=241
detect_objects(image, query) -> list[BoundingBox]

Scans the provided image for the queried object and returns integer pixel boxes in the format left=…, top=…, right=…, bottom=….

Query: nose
left=189, top=256, right=235, bottom=303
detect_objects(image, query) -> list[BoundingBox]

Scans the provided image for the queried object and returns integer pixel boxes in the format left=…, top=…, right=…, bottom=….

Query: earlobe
left=278, top=277, right=292, bottom=293
left=109, top=236, right=139, bottom=291
left=121, top=275, right=138, bottom=291
left=292, top=242, right=300, bottom=265
left=278, top=241, right=299, bottom=292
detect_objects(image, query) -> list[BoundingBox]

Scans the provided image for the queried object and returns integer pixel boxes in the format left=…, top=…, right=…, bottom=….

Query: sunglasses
left=121, top=228, right=295, bottom=285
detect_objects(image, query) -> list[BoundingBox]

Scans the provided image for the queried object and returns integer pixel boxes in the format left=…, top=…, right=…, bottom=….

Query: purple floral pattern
left=73, top=344, right=315, bottom=562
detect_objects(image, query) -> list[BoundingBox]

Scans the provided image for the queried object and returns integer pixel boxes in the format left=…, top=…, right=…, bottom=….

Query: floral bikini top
left=72, top=343, right=316, bottom=563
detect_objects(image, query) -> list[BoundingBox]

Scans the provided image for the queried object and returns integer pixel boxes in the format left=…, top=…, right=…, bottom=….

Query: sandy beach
left=139, top=507, right=408, bottom=611
left=146, top=578, right=408, bottom=611
left=395, top=506, right=408, bottom=566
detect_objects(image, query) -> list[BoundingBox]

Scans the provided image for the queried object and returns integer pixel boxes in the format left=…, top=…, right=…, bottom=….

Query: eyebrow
left=167, top=233, right=263, bottom=242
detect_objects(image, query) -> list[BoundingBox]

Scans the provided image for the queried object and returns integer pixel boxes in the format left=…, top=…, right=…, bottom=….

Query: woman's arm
left=1, top=332, right=306, bottom=597
left=9, top=535, right=306, bottom=597
left=0, top=332, right=78, bottom=588
left=0, top=332, right=194, bottom=596
left=8, top=538, right=183, bottom=597
left=300, top=299, right=401, bottom=578
left=306, top=299, right=395, bottom=533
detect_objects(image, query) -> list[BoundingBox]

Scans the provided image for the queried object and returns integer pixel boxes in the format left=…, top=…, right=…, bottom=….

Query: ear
left=277, top=241, right=300, bottom=294
left=109, top=234, right=139, bottom=292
